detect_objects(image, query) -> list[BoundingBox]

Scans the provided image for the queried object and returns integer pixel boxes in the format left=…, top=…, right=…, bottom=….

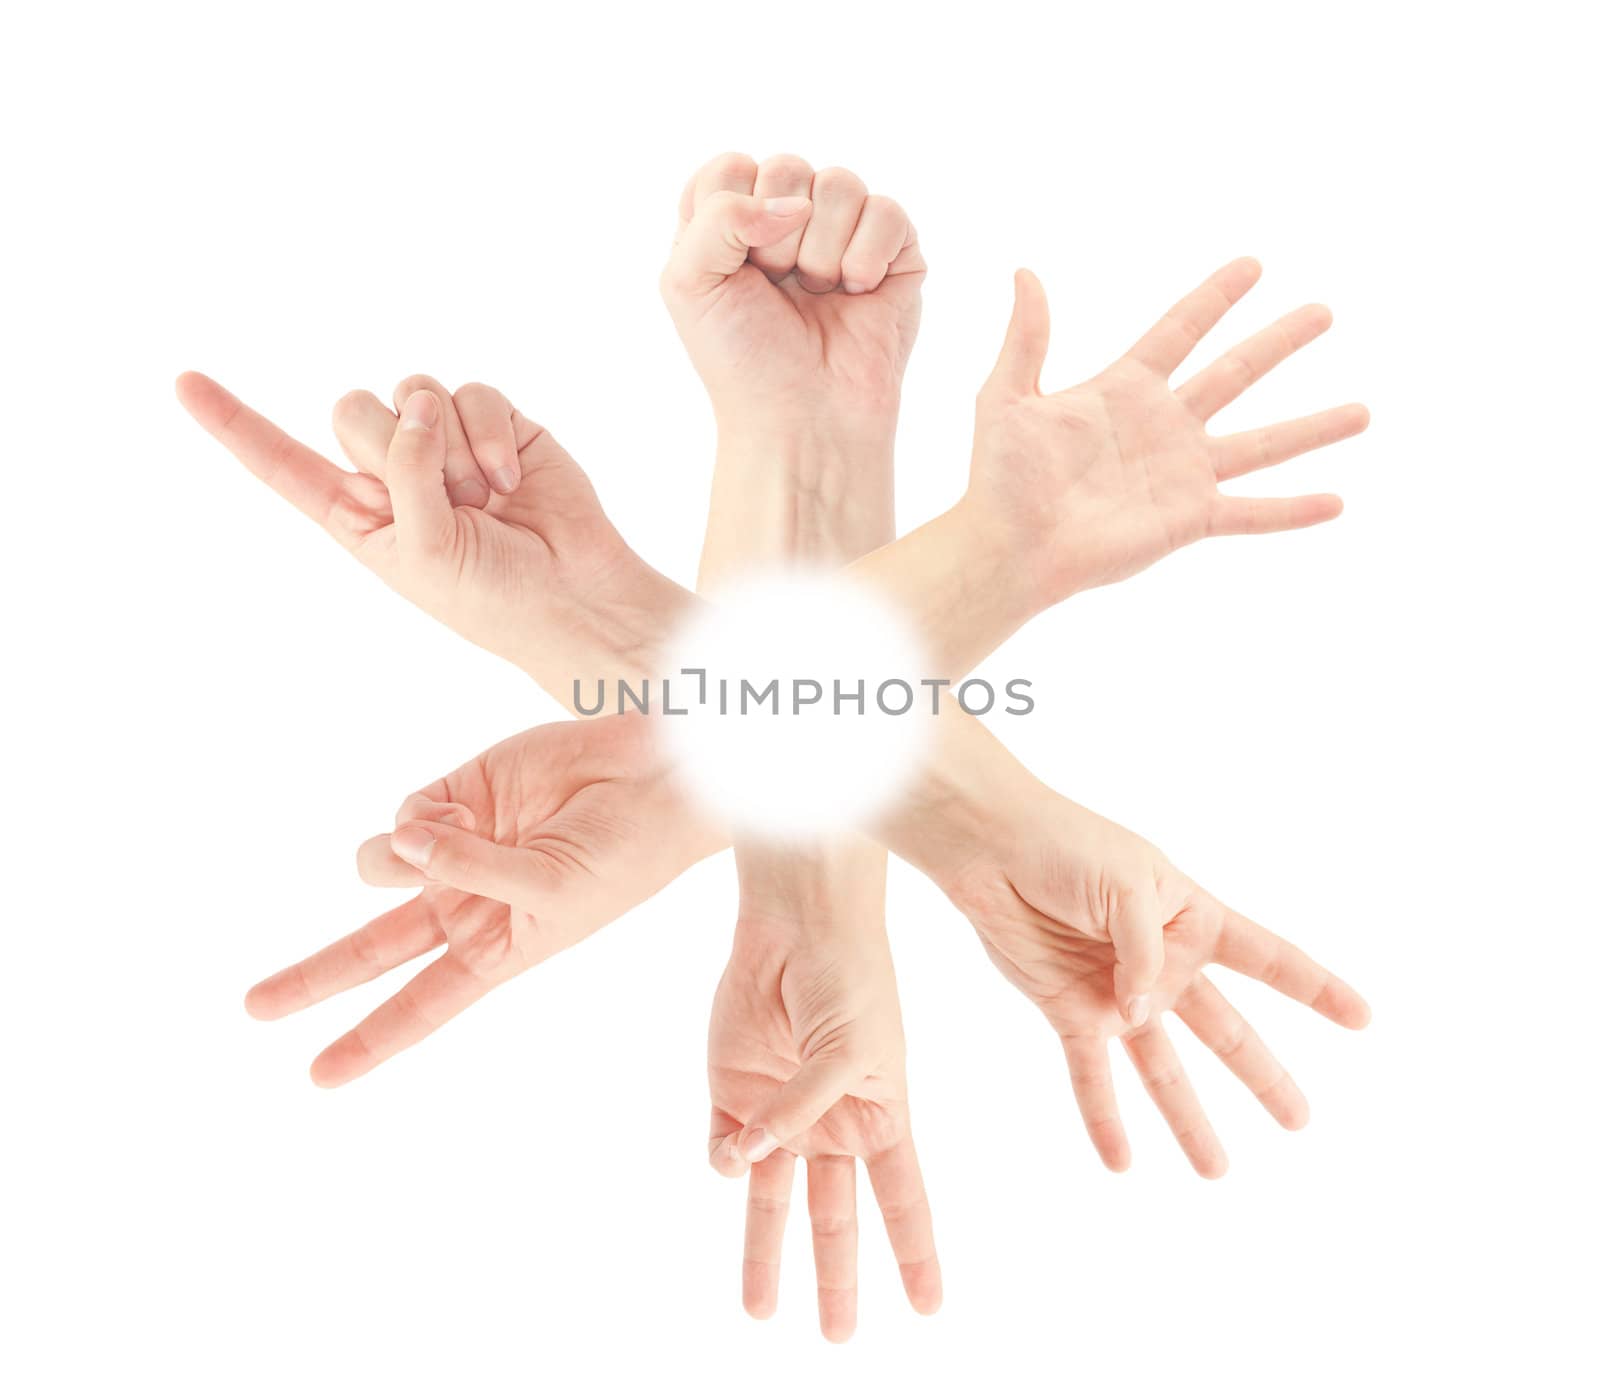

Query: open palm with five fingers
left=968, top=257, right=1369, bottom=604
left=705, top=906, right=940, bottom=1341
left=244, top=716, right=717, bottom=1086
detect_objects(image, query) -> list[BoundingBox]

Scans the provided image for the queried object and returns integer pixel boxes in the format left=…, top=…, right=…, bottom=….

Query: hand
left=946, top=789, right=1370, bottom=1177
left=967, top=257, right=1369, bottom=603
left=705, top=898, right=940, bottom=1341
left=660, top=152, right=924, bottom=445
left=244, top=716, right=717, bottom=1085
left=176, top=372, right=688, bottom=706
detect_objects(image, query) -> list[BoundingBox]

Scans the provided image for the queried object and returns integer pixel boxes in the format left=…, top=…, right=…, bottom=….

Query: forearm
left=845, top=496, right=1073, bottom=684
left=700, top=416, right=897, bottom=928
left=872, top=708, right=1046, bottom=898
left=515, top=558, right=698, bottom=717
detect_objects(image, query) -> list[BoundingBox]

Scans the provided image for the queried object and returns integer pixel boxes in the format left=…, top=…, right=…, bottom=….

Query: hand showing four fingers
left=946, top=792, right=1369, bottom=1176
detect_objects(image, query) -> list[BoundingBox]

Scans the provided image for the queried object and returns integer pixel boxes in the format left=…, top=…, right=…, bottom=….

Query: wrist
left=874, top=712, right=1046, bottom=896
left=516, top=561, right=700, bottom=714
left=702, top=413, right=898, bottom=582
left=732, top=836, right=888, bottom=939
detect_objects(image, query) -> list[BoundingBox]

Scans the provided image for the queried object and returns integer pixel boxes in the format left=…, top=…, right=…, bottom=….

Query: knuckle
left=394, top=373, right=437, bottom=400
left=453, top=380, right=499, bottom=410
left=863, top=193, right=904, bottom=224
left=699, top=150, right=757, bottom=186
left=757, top=152, right=813, bottom=185
left=812, top=166, right=867, bottom=202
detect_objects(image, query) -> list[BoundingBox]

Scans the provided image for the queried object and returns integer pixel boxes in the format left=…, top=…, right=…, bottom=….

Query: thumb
left=1108, top=893, right=1165, bottom=1028
left=386, top=390, right=454, bottom=557
left=662, top=190, right=812, bottom=300
left=985, top=268, right=1050, bottom=397
left=726, top=1052, right=859, bottom=1168
left=387, top=818, right=559, bottom=917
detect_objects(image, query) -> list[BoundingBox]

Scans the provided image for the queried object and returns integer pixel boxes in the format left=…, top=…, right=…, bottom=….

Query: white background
left=3, top=2, right=1595, bottom=1380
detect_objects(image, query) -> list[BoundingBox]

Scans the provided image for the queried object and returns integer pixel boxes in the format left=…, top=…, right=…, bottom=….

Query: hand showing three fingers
left=705, top=892, right=940, bottom=1340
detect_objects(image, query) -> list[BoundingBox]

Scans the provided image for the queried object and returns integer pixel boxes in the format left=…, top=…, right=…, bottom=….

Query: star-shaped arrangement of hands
left=180, top=152, right=1372, bottom=1343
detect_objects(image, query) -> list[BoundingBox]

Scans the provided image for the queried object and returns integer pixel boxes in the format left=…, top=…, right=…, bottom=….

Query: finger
left=244, top=896, right=443, bottom=1020
left=864, top=1139, right=941, bottom=1314
left=308, top=947, right=493, bottom=1087
left=708, top=1106, right=744, bottom=1177
left=880, top=217, right=928, bottom=305
left=1209, top=492, right=1344, bottom=537
left=734, top=1055, right=858, bottom=1161
left=176, top=372, right=363, bottom=545
left=331, top=389, right=396, bottom=477
left=1211, top=902, right=1372, bottom=1028
left=384, top=390, right=454, bottom=557
left=357, top=798, right=476, bottom=886
left=793, top=165, right=867, bottom=293
left=453, top=382, right=521, bottom=496
left=393, top=373, right=488, bottom=508
left=984, top=269, right=1050, bottom=397
left=1108, top=893, right=1164, bottom=1026
left=661, top=189, right=814, bottom=299
left=1176, top=303, right=1334, bottom=420
left=806, top=1155, right=858, bottom=1343
left=743, top=1148, right=797, bottom=1319
left=394, top=792, right=475, bottom=833
left=1211, top=403, right=1370, bottom=482
left=690, top=150, right=758, bottom=209
left=1121, top=1021, right=1228, bottom=1178
left=1062, top=1036, right=1130, bottom=1171
left=1125, top=257, right=1262, bottom=376
left=355, top=832, right=425, bottom=887
left=386, top=819, right=562, bottom=919
left=1175, top=976, right=1309, bottom=1130
left=748, top=153, right=814, bottom=279
left=839, top=194, right=912, bottom=295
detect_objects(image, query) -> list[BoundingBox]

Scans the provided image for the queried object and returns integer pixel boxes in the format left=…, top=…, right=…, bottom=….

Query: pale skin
left=179, top=270, right=1366, bottom=1050
left=875, top=710, right=1370, bottom=1176
left=177, top=159, right=1370, bottom=1319
left=666, top=154, right=936, bottom=1340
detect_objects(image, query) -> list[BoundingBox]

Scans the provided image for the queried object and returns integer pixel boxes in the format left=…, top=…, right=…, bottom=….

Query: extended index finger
left=176, top=372, right=363, bottom=545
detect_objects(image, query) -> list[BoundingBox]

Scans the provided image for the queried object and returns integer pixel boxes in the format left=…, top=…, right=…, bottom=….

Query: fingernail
left=741, top=1127, right=778, bottom=1162
left=489, top=465, right=518, bottom=495
left=1128, top=994, right=1151, bottom=1027
left=389, top=824, right=435, bottom=869
left=763, top=196, right=809, bottom=216
left=400, top=391, right=438, bottom=431
left=842, top=279, right=869, bottom=295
